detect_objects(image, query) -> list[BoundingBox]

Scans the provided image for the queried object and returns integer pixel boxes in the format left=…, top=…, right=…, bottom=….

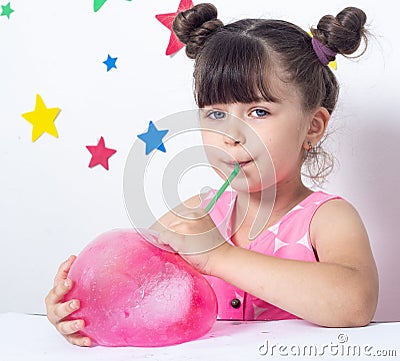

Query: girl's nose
left=223, top=132, right=243, bottom=145
left=222, top=115, right=246, bottom=145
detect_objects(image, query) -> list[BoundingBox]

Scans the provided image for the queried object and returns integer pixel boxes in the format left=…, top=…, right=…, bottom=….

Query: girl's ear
left=304, top=107, right=330, bottom=149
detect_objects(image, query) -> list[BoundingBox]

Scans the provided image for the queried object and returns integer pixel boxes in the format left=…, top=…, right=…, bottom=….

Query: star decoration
left=103, top=54, right=117, bottom=71
left=86, top=137, right=117, bottom=170
left=328, top=58, right=337, bottom=70
left=21, top=94, right=61, bottom=142
left=93, top=0, right=132, bottom=12
left=137, top=121, right=169, bottom=155
left=1, top=2, right=14, bottom=19
left=94, top=0, right=108, bottom=12
left=155, top=0, right=194, bottom=56
left=308, top=31, right=337, bottom=70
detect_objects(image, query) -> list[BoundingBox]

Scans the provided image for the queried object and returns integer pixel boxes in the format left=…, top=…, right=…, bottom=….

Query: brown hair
left=172, top=3, right=368, bottom=185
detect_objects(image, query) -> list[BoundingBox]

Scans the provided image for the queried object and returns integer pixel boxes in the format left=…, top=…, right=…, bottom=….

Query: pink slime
left=64, top=229, right=217, bottom=347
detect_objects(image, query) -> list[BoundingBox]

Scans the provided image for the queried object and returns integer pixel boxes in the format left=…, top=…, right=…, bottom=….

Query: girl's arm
left=207, top=199, right=379, bottom=327
left=151, top=196, right=378, bottom=327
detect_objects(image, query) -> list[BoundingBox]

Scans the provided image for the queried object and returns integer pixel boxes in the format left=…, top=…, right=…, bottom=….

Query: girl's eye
left=207, top=111, right=227, bottom=120
left=250, top=109, right=269, bottom=118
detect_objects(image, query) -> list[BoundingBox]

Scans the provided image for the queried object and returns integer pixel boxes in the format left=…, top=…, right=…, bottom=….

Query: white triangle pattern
left=296, top=232, right=312, bottom=251
left=273, top=237, right=288, bottom=254
left=234, top=291, right=244, bottom=304
left=228, top=196, right=236, bottom=207
left=286, top=204, right=304, bottom=216
left=253, top=302, right=268, bottom=319
left=268, top=221, right=281, bottom=235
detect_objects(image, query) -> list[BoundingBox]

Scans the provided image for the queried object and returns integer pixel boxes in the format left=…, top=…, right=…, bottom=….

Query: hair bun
left=173, top=3, right=224, bottom=59
left=311, top=7, right=368, bottom=56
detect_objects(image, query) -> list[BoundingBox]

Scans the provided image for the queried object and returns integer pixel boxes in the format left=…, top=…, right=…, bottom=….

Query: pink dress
left=201, top=189, right=343, bottom=321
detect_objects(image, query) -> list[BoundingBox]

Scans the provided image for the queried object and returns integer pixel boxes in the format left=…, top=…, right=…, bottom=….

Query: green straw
left=205, top=163, right=240, bottom=212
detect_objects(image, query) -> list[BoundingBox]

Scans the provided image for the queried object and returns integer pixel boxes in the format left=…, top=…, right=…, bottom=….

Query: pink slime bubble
left=64, top=229, right=217, bottom=347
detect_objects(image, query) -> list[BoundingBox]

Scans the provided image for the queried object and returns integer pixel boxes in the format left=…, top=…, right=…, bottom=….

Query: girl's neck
left=232, top=177, right=312, bottom=241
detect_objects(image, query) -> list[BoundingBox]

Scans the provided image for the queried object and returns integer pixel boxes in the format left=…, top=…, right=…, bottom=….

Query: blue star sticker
left=103, top=54, right=117, bottom=71
left=137, top=121, right=169, bottom=155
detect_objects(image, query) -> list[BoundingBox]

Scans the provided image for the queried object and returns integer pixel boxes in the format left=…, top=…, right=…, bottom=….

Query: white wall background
left=0, top=0, right=398, bottom=321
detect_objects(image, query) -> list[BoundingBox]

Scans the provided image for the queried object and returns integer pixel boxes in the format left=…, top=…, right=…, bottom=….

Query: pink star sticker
left=86, top=137, right=117, bottom=170
left=155, top=0, right=194, bottom=56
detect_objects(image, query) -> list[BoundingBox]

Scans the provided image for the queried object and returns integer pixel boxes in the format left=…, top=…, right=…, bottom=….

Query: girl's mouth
left=225, top=160, right=253, bottom=168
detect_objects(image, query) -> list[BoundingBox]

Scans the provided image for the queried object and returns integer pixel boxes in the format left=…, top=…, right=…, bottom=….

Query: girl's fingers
left=46, top=256, right=92, bottom=347
left=52, top=299, right=80, bottom=322
left=57, top=319, right=85, bottom=336
left=54, top=256, right=76, bottom=286
left=46, top=278, right=72, bottom=307
left=65, top=333, right=92, bottom=347
left=157, top=229, right=183, bottom=252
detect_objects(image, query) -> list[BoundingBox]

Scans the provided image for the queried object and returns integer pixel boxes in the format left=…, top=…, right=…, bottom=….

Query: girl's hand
left=45, top=256, right=91, bottom=347
left=157, top=206, right=231, bottom=274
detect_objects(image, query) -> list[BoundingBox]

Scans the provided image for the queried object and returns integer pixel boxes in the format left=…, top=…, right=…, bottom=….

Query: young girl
left=45, top=3, right=378, bottom=347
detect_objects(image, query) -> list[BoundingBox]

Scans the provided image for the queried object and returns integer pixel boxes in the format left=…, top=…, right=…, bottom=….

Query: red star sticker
left=86, top=137, right=117, bottom=170
left=155, top=0, right=194, bottom=56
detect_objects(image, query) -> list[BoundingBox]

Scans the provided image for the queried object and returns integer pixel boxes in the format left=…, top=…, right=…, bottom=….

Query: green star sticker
left=94, top=0, right=132, bottom=12
left=94, top=0, right=107, bottom=12
left=1, top=2, right=14, bottom=19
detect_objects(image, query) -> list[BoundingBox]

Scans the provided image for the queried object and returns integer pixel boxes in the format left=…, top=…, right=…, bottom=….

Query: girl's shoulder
left=301, top=190, right=344, bottom=207
left=309, top=191, right=358, bottom=224
left=309, top=191, right=369, bottom=253
left=269, top=190, right=345, bottom=227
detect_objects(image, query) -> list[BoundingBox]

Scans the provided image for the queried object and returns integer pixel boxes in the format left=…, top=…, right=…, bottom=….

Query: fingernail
left=83, top=339, right=90, bottom=347
left=70, top=300, right=79, bottom=310
left=74, top=321, right=82, bottom=330
left=64, top=279, right=71, bottom=288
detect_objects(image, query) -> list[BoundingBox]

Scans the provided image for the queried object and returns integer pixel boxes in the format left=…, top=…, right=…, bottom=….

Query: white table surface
left=1, top=313, right=399, bottom=360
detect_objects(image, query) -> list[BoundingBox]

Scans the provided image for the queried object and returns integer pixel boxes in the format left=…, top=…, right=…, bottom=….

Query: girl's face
left=199, top=81, right=311, bottom=193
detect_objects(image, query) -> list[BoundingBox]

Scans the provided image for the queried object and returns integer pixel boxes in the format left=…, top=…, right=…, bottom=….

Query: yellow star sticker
left=307, top=31, right=337, bottom=70
left=22, top=94, right=61, bottom=142
left=328, top=59, right=337, bottom=71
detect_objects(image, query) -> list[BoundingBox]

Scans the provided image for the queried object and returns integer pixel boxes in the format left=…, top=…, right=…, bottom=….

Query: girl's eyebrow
left=201, top=105, right=228, bottom=109
left=200, top=97, right=284, bottom=109
left=245, top=94, right=283, bottom=105
left=247, top=98, right=282, bottom=106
